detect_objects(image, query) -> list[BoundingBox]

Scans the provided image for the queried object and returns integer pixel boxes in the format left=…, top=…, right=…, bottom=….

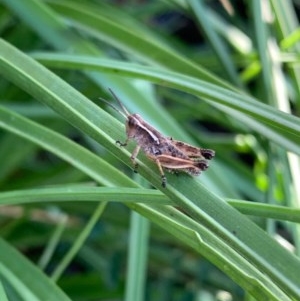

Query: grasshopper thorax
left=126, top=114, right=139, bottom=138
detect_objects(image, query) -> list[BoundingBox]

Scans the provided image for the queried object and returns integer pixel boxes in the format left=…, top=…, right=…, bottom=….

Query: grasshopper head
left=101, top=89, right=143, bottom=140
left=125, top=114, right=141, bottom=139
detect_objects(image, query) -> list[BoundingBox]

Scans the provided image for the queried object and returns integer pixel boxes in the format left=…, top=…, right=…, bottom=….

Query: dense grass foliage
left=0, top=1, right=300, bottom=301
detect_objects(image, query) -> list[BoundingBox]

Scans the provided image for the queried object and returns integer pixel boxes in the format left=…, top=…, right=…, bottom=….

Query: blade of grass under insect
left=1, top=39, right=300, bottom=300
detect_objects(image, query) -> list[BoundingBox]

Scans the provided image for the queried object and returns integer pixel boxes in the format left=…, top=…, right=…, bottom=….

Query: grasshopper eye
left=127, top=116, right=135, bottom=126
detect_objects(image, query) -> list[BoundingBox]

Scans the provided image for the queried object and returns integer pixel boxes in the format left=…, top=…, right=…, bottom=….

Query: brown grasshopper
left=103, top=89, right=215, bottom=187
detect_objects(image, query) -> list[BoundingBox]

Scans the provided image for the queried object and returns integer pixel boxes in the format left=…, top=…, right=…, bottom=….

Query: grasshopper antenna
left=99, top=90, right=128, bottom=119
left=99, top=97, right=127, bottom=119
left=108, top=88, right=131, bottom=117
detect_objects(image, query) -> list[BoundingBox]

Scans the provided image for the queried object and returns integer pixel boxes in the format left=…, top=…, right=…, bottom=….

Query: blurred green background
left=1, top=1, right=300, bottom=301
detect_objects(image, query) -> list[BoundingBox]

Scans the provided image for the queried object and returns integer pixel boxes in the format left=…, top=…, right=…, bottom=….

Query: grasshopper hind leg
left=154, top=157, right=167, bottom=188
left=130, top=145, right=141, bottom=173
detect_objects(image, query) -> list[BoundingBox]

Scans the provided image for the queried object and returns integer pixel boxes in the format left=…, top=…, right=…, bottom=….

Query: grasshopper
left=103, top=89, right=215, bottom=187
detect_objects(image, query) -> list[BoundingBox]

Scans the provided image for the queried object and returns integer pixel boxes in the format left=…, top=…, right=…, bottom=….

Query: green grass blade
left=46, top=0, right=232, bottom=88
left=1, top=0, right=231, bottom=194
left=51, top=202, right=107, bottom=282
left=38, top=215, right=68, bottom=270
left=134, top=204, right=293, bottom=301
left=1, top=186, right=300, bottom=223
left=31, top=53, right=300, bottom=154
left=0, top=281, right=9, bottom=301
left=0, top=238, right=72, bottom=301
left=1, top=38, right=300, bottom=300
left=0, top=105, right=134, bottom=187
left=187, top=0, right=243, bottom=88
left=125, top=212, right=150, bottom=301
left=0, top=134, right=37, bottom=184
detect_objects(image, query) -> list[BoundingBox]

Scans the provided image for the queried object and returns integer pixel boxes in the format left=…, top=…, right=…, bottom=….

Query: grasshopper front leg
left=116, top=139, right=140, bottom=172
